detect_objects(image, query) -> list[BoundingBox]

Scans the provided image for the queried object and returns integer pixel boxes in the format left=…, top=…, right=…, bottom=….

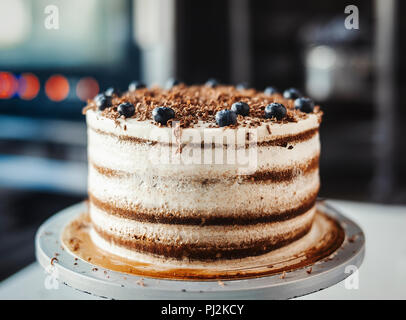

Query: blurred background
left=0, top=0, right=404, bottom=280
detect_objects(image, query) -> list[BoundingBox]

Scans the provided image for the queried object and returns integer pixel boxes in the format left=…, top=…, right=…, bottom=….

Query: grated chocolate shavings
left=83, top=84, right=322, bottom=128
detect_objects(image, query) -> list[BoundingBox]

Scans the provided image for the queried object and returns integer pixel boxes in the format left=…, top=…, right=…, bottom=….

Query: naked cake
left=83, top=82, right=323, bottom=265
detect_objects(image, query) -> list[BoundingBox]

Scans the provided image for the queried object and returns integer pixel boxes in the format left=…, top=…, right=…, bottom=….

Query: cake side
left=84, top=84, right=322, bottom=263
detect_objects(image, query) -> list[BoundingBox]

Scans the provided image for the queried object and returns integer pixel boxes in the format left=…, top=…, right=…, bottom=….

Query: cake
left=83, top=83, right=322, bottom=265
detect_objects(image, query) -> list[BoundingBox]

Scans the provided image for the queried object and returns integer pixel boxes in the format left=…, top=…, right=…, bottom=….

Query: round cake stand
left=35, top=201, right=364, bottom=300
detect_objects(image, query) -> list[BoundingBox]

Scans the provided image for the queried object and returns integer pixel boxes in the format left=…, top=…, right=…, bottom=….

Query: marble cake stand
left=35, top=201, right=364, bottom=300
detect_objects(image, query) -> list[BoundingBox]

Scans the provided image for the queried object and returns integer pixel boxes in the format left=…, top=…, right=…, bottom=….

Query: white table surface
left=0, top=200, right=405, bottom=300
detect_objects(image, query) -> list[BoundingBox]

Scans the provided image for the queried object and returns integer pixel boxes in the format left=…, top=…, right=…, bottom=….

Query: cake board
left=35, top=201, right=364, bottom=300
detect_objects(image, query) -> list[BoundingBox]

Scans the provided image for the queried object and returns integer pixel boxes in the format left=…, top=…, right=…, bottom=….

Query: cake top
left=83, top=82, right=322, bottom=129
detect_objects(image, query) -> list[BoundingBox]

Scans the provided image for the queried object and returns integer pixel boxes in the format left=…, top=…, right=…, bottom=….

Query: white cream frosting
left=90, top=204, right=316, bottom=246
left=86, top=109, right=320, bottom=144
left=85, top=109, right=322, bottom=262
left=88, top=165, right=319, bottom=214
left=87, top=128, right=320, bottom=176
left=88, top=209, right=332, bottom=268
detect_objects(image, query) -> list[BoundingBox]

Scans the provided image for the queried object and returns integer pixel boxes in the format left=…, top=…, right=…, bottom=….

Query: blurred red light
left=45, top=75, right=70, bottom=102
left=0, top=72, right=18, bottom=99
left=76, top=77, right=99, bottom=101
left=18, top=73, right=40, bottom=100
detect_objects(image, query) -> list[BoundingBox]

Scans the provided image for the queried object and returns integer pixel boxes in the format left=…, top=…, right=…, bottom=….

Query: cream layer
left=85, top=109, right=321, bottom=144
left=89, top=208, right=321, bottom=266
left=90, top=203, right=316, bottom=246
left=87, top=127, right=320, bottom=177
left=88, top=165, right=319, bottom=215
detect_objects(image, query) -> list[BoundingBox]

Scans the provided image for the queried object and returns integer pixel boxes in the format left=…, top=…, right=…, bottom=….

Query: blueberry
left=205, top=78, right=219, bottom=88
left=283, top=88, right=302, bottom=99
left=95, top=94, right=112, bottom=111
left=128, top=81, right=146, bottom=91
left=294, top=97, right=314, bottom=113
left=117, top=102, right=135, bottom=118
left=264, top=86, right=278, bottom=95
left=264, top=103, right=287, bottom=120
left=215, top=110, right=237, bottom=127
left=165, top=78, right=180, bottom=89
left=236, top=82, right=249, bottom=90
left=231, top=101, right=250, bottom=116
left=152, top=107, right=175, bottom=125
left=105, top=87, right=122, bottom=97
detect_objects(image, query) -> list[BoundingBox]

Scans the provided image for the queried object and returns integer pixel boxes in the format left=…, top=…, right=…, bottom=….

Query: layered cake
left=83, top=82, right=323, bottom=265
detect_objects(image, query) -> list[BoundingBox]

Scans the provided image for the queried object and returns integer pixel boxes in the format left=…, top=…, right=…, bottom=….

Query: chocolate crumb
left=266, top=124, right=271, bottom=134
left=69, top=237, right=81, bottom=251
left=306, top=267, right=312, bottom=274
left=50, top=257, right=58, bottom=266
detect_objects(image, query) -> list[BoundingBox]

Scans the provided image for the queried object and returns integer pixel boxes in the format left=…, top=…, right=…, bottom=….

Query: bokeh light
left=18, top=73, right=40, bottom=100
left=0, top=71, right=18, bottom=99
left=76, top=77, right=99, bottom=101
left=0, top=0, right=31, bottom=47
left=45, top=75, right=70, bottom=102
